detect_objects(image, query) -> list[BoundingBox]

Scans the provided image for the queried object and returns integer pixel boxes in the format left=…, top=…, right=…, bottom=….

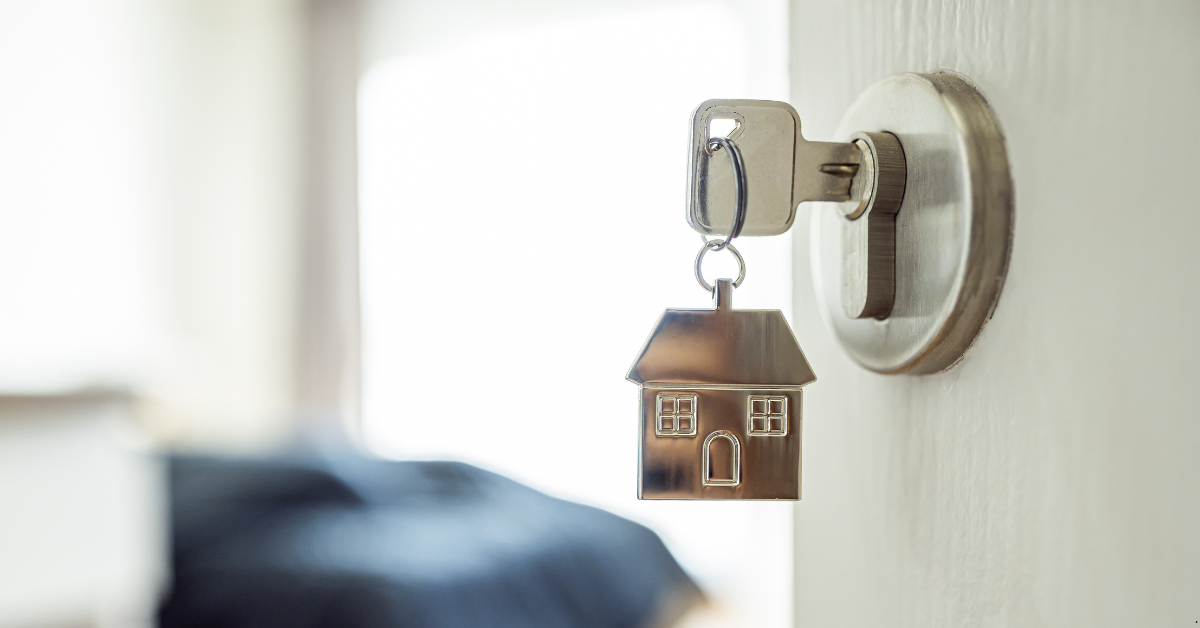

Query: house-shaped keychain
left=626, top=278, right=815, bottom=500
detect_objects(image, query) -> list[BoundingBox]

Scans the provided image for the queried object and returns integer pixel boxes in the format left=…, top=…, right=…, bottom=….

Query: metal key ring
left=702, top=136, right=748, bottom=251
left=694, top=239, right=746, bottom=293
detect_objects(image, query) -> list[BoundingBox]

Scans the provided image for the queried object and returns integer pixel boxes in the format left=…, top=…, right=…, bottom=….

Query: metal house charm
left=627, top=278, right=816, bottom=500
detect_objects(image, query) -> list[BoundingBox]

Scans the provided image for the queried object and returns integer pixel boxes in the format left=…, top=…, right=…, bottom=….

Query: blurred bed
left=159, top=453, right=701, bottom=628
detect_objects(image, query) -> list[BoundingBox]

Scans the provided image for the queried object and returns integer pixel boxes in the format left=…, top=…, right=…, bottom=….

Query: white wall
left=0, top=0, right=167, bottom=393
left=0, top=0, right=308, bottom=449
left=788, top=1, right=1200, bottom=626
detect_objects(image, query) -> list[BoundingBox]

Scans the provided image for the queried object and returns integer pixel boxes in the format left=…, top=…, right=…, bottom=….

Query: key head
left=688, top=99, right=798, bottom=237
left=687, top=99, right=861, bottom=237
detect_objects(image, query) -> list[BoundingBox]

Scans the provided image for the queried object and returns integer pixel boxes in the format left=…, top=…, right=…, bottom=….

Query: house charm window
left=656, top=393, right=697, bottom=436
left=747, top=395, right=787, bottom=436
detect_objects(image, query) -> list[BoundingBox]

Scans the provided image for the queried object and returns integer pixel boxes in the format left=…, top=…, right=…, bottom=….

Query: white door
left=787, top=2, right=1200, bottom=626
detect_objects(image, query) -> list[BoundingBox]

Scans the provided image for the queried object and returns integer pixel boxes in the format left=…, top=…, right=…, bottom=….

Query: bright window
left=358, top=2, right=792, bottom=626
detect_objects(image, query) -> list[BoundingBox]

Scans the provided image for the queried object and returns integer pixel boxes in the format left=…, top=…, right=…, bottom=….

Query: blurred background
left=0, top=1, right=796, bottom=627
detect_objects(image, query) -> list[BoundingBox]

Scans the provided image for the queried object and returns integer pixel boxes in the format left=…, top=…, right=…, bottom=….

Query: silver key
left=686, top=99, right=861, bottom=237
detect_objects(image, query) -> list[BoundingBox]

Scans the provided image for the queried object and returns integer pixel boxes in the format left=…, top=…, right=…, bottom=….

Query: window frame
left=747, top=394, right=788, bottom=436
left=655, top=392, right=698, bottom=437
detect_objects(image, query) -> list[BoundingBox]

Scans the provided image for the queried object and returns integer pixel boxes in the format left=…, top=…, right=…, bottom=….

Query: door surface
left=787, top=1, right=1199, bottom=626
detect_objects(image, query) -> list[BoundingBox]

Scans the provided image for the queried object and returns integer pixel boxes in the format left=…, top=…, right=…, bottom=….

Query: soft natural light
left=0, top=3, right=165, bottom=392
left=359, top=3, right=792, bottom=625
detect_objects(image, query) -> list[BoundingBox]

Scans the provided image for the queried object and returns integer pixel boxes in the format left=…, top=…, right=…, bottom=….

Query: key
left=686, top=99, right=862, bottom=237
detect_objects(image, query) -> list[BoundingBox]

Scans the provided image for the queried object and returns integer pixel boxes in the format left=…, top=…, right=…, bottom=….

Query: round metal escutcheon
left=811, top=72, right=1014, bottom=374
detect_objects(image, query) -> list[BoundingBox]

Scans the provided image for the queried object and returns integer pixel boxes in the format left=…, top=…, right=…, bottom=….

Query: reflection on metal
left=813, top=72, right=1014, bottom=374
left=701, top=431, right=741, bottom=487
left=687, top=100, right=860, bottom=237
left=628, top=279, right=815, bottom=500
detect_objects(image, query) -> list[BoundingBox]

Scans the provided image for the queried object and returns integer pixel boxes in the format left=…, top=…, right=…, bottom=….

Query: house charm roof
left=627, top=279, right=816, bottom=387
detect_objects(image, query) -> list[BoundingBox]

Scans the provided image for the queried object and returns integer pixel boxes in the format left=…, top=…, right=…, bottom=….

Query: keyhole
left=708, top=117, right=739, bottom=139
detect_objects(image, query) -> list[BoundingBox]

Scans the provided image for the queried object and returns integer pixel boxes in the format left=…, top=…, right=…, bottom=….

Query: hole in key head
left=707, top=117, right=739, bottom=139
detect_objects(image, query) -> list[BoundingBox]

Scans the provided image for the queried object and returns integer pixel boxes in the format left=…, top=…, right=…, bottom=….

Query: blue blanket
left=159, top=454, right=700, bottom=628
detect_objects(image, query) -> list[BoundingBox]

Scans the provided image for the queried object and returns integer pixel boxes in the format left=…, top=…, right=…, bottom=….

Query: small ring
left=703, top=136, right=748, bottom=251
left=694, top=240, right=746, bottom=293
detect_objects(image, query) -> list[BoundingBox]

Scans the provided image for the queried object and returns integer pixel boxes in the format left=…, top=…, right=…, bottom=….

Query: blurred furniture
left=159, top=453, right=700, bottom=628
left=0, top=391, right=167, bottom=628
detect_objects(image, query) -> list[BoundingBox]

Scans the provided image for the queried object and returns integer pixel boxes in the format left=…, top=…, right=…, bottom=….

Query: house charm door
left=627, top=278, right=815, bottom=500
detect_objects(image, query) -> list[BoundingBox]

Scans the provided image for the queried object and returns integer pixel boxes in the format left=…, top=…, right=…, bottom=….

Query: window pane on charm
left=748, top=395, right=787, bottom=435
left=654, top=393, right=697, bottom=436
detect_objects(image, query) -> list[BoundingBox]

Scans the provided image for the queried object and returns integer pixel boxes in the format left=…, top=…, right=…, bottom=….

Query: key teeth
left=817, top=163, right=860, bottom=178
left=821, top=165, right=859, bottom=200
left=794, top=140, right=863, bottom=204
